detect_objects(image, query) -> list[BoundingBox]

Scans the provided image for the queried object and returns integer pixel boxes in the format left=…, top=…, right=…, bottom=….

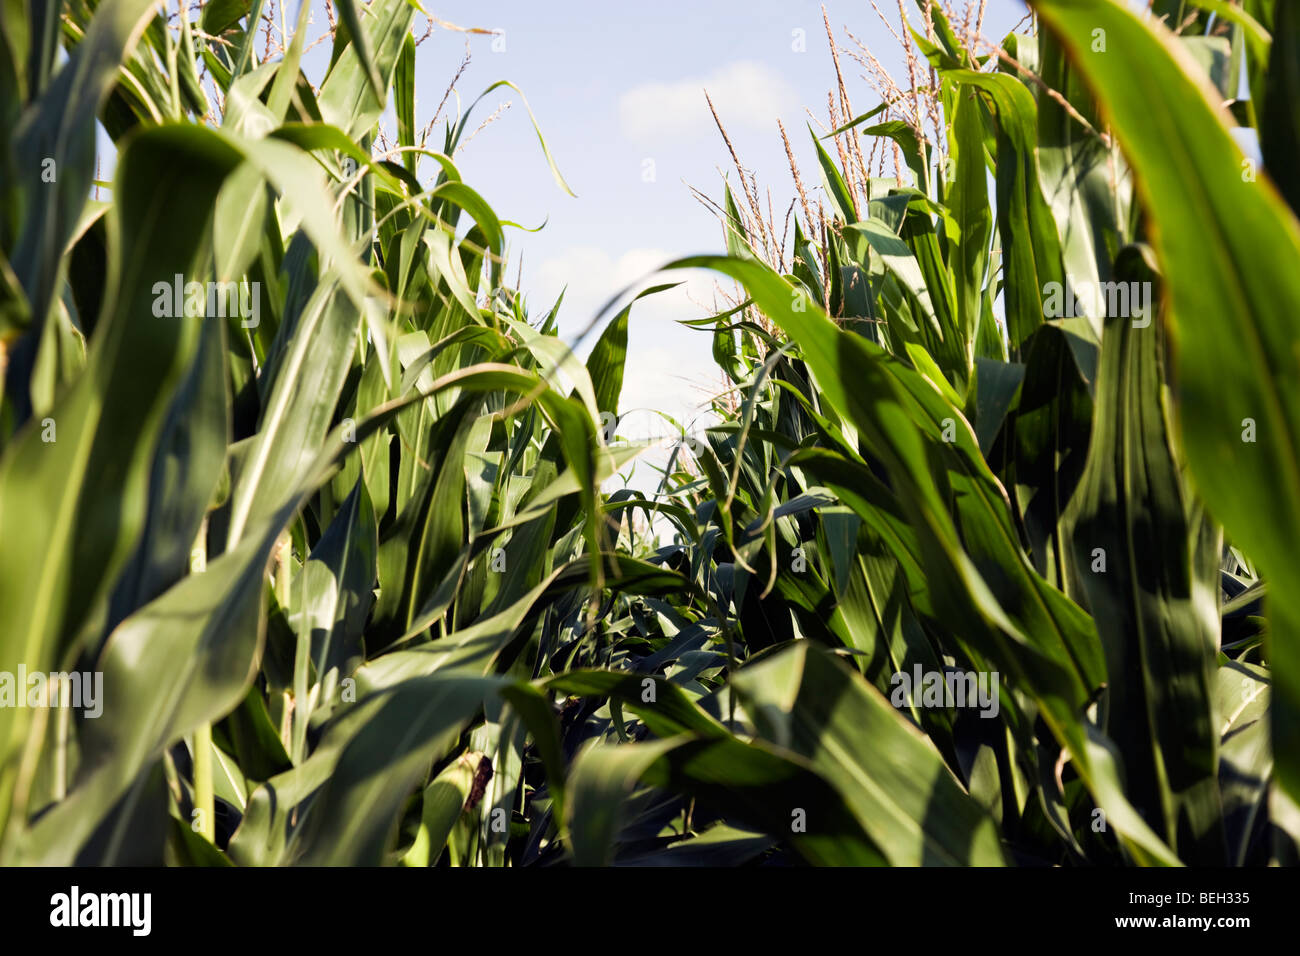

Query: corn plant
left=0, top=0, right=1297, bottom=868
left=540, top=0, right=1297, bottom=867
left=0, top=0, right=656, bottom=865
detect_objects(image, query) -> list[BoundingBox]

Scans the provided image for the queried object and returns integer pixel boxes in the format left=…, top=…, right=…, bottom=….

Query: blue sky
left=383, top=0, right=1032, bottom=435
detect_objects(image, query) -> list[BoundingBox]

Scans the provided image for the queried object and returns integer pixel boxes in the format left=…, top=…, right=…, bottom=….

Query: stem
left=274, top=531, right=291, bottom=606
left=191, top=520, right=214, bottom=842
left=164, top=9, right=181, bottom=119
left=291, top=554, right=310, bottom=763
left=192, top=723, right=214, bottom=842
left=53, top=677, right=69, bottom=801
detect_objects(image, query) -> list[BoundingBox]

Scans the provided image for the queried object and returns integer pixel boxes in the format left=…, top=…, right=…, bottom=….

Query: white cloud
left=530, top=245, right=725, bottom=337
left=618, top=60, right=798, bottom=145
left=532, top=245, right=725, bottom=416
left=530, top=245, right=735, bottom=505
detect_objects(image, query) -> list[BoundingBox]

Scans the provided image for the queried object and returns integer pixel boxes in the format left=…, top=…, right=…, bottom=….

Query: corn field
left=0, top=0, right=1297, bottom=870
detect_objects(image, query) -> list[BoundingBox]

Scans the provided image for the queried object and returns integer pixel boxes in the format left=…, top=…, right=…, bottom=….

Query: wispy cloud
left=618, top=60, right=798, bottom=145
left=531, top=245, right=720, bottom=333
left=529, top=245, right=725, bottom=430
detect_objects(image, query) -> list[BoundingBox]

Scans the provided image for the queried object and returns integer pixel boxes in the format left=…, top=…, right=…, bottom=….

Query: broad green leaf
left=662, top=251, right=1175, bottom=864
left=1034, top=0, right=1300, bottom=830
left=0, top=125, right=245, bottom=842
left=732, top=644, right=1006, bottom=865
left=567, top=737, right=683, bottom=866
left=1260, top=2, right=1298, bottom=215
left=288, top=675, right=497, bottom=865
left=394, top=30, right=417, bottom=177
left=8, top=0, right=158, bottom=402
left=1061, top=250, right=1224, bottom=862
left=947, top=69, right=1064, bottom=352
left=107, top=315, right=229, bottom=633
left=318, top=0, right=413, bottom=140
left=13, top=377, right=471, bottom=862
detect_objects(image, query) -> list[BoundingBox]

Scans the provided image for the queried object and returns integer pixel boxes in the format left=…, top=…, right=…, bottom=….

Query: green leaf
left=226, top=284, right=362, bottom=548
left=844, top=218, right=942, bottom=339
left=972, top=357, right=1025, bottom=454
left=947, top=69, right=1064, bottom=353
left=394, top=31, right=417, bottom=177
left=567, top=737, right=684, bottom=866
left=810, top=124, right=858, bottom=223
left=1033, top=29, right=1124, bottom=340
left=288, top=675, right=497, bottom=865
left=662, top=251, right=1175, bottom=864
left=264, top=0, right=314, bottom=122
left=732, top=644, right=1007, bottom=865
left=318, top=0, right=413, bottom=140
left=401, top=753, right=480, bottom=866
left=585, top=283, right=678, bottom=417
left=0, top=125, right=246, bottom=843
left=1061, top=248, right=1225, bottom=862
left=1034, top=0, right=1300, bottom=831
left=334, top=0, right=386, bottom=102
left=453, top=81, right=577, bottom=198
left=1261, top=2, right=1299, bottom=215
left=107, top=315, right=230, bottom=632
left=288, top=479, right=377, bottom=759
left=1216, top=661, right=1271, bottom=864
left=947, top=87, right=994, bottom=356
left=200, top=0, right=251, bottom=37
left=14, top=377, right=466, bottom=862
left=8, top=0, right=159, bottom=403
